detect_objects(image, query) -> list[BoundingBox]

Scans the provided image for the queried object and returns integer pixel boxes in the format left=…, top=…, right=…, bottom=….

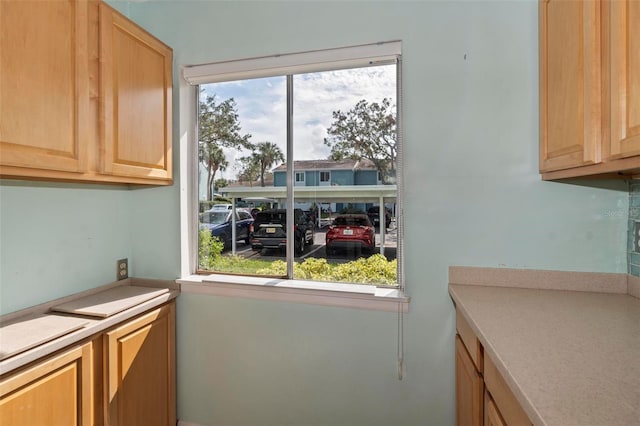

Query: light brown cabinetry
left=0, top=0, right=172, bottom=185
left=540, top=0, right=640, bottom=179
left=455, top=310, right=532, bottom=426
left=484, top=392, right=507, bottom=426
left=484, top=354, right=532, bottom=426
left=0, top=342, right=93, bottom=425
left=455, top=335, right=483, bottom=426
left=0, top=300, right=175, bottom=426
left=104, top=302, right=176, bottom=426
left=0, top=0, right=91, bottom=175
left=99, top=4, right=173, bottom=182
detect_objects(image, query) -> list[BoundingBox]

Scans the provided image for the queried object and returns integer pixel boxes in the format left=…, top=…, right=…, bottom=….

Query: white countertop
left=449, top=283, right=640, bottom=426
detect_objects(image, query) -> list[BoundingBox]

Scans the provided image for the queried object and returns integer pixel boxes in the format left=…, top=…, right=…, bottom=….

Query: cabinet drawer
left=456, top=310, right=483, bottom=372
left=484, top=354, right=532, bottom=426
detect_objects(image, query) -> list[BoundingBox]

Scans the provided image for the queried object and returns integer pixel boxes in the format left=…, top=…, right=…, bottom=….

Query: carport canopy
left=221, top=184, right=397, bottom=202
left=220, top=184, right=397, bottom=255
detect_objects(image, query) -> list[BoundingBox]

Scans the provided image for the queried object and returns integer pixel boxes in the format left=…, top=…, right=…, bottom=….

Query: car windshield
left=334, top=216, right=370, bottom=226
left=201, top=211, right=229, bottom=224
left=210, top=204, right=231, bottom=211
left=256, top=212, right=286, bottom=224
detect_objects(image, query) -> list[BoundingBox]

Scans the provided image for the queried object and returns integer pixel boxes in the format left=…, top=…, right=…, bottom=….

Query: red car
left=325, top=214, right=376, bottom=254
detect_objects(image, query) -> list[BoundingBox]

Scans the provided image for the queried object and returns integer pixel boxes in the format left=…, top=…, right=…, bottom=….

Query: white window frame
left=319, top=171, right=331, bottom=186
left=295, top=171, right=305, bottom=186
left=179, top=41, right=408, bottom=313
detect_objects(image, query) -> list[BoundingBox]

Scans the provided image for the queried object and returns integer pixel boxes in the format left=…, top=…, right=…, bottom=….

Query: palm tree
left=253, top=142, right=284, bottom=187
left=199, top=143, right=228, bottom=200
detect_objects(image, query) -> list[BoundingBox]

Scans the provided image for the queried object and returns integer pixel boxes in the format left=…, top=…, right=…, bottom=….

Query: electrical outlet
left=117, top=258, right=128, bottom=280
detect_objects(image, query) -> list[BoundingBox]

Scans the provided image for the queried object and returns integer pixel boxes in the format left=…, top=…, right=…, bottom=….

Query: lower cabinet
left=104, top=302, right=176, bottom=426
left=484, top=391, right=507, bottom=426
left=0, top=300, right=175, bottom=426
left=0, top=342, right=93, bottom=425
left=455, top=335, right=483, bottom=426
left=455, top=309, right=532, bottom=426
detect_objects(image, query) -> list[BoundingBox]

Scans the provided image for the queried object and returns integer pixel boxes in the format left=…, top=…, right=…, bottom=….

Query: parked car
left=325, top=214, right=376, bottom=254
left=367, top=206, right=392, bottom=229
left=208, top=203, right=233, bottom=211
left=199, top=209, right=253, bottom=249
left=250, top=209, right=315, bottom=254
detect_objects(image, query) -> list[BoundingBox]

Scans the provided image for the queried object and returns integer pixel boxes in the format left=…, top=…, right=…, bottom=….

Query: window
left=319, top=171, right=330, bottom=185
left=185, top=41, right=403, bottom=290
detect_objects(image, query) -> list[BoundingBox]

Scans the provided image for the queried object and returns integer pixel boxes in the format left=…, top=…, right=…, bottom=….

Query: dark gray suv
left=250, top=209, right=315, bottom=254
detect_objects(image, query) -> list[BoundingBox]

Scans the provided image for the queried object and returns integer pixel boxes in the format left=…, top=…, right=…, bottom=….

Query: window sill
left=176, top=274, right=409, bottom=312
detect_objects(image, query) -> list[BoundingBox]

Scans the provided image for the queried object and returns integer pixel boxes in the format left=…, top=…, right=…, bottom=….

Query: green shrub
left=255, top=254, right=397, bottom=285
left=332, top=254, right=397, bottom=285
left=198, top=229, right=224, bottom=270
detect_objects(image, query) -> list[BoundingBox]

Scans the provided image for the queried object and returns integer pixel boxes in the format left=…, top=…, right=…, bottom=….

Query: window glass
left=197, top=64, right=398, bottom=286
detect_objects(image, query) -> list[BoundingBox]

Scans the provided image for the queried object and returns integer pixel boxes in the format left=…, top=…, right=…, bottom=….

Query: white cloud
left=202, top=64, right=396, bottom=179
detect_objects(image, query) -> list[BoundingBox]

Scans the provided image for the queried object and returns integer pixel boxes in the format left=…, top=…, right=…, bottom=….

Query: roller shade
left=182, top=40, right=401, bottom=85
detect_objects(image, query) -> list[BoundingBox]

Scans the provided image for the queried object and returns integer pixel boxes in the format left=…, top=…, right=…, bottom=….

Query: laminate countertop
left=0, top=279, right=179, bottom=376
left=449, top=283, right=640, bottom=426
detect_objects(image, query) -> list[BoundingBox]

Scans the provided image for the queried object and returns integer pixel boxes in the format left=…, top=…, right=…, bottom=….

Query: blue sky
left=201, top=64, right=396, bottom=180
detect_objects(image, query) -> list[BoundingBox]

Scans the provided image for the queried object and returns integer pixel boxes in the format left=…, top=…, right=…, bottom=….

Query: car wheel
left=219, top=234, right=229, bottom=249
left=297, top=235, right=305, bottom=255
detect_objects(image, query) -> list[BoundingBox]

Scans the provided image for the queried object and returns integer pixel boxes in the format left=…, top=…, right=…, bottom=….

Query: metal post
left=286, top=75, right=294, bottom=278
left=231, top=197, right=236, bottom=254
left=379, top=195, right=385, bottom=256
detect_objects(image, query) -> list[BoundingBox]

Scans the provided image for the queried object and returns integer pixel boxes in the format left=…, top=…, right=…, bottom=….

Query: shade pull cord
left=397, top=302, right=404, bottom=380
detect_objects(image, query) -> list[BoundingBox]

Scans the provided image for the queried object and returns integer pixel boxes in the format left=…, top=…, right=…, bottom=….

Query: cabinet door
left=104, top=302, right=175, bottom=426
left=455, top=335, right=483, bottom=426
left=608, top=0, right=640, bottom=159
left=0, top=0, right=89, bottom=174
left=0, top=342, right=93, bottom=426
left=539, top=0, right=602, bottom=172
left=99, top=3, right=173, bottom=182
left=484, top=391, right=507, bottom=426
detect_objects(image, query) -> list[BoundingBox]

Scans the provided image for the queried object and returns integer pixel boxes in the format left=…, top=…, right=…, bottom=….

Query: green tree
left=236, top=155, right=261, bottom=186
left=199, top=144, right=228, bottom=200
left=324, top=98, right=396, bottom=183
left=214, top=178, right=229, bottom=190
left=198, top=94, right=252, bottom=199
left=253, top=141, right=285, bottom=187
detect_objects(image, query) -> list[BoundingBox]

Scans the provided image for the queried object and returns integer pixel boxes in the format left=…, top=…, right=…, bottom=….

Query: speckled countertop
left=449, top=283, right=640, bottom=426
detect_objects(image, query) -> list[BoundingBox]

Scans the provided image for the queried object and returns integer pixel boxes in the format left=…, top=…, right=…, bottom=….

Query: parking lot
left=228, top=226, right=397, bottom=263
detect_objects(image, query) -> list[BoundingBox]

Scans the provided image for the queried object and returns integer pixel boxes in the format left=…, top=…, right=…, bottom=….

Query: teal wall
left=0, top=181, right=134, bottom=313
left=0, top=1, right=630, bottom=425
left=629, top=182, right=640, bottom=276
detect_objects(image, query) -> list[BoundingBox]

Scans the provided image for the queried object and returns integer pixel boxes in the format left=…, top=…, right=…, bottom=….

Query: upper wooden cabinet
left=539, top=0, right=602, bottom=173
left=99, top=4, right=173, bottom=182
left=540, top=0, right=640, bottom=180
left=0, top=0, right=90, bottom=174
left=0, top=0, right=172, bottom=185
left=608, top=0, right=640, bottom=160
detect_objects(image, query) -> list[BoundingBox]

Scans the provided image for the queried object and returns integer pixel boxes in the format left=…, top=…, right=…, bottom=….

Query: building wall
left=355, top=169, right=380, bottom=185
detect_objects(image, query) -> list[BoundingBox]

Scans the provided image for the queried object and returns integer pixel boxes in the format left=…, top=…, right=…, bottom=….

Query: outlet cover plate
left=117, top=258, right=128, bottom=280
